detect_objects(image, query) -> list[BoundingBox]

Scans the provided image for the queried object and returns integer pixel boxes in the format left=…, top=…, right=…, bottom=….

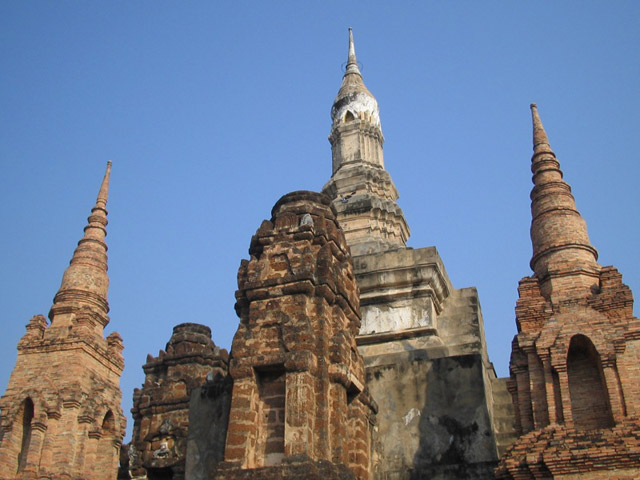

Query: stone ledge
left=356, top=326, right=437, bottom=346
left=212, top=456, right=355, bottom=480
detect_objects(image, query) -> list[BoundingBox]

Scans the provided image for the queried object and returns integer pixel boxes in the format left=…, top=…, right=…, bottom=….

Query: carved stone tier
left=353, top=247, right=451, bottom=337
left=323, top=162, right=409, bottom=257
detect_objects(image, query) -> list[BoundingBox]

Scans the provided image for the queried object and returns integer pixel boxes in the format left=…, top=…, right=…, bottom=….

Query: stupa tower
left=323, top=28, right=409, bottom=256
left=496, top=105, right=640, bottom=479
left=323, top=30, right=515, bottom=478
left=0, top=162, right=125, bottom=480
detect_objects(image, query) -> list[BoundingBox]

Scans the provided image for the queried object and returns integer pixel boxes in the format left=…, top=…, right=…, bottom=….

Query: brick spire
left=528, top=104, right=599, bottom=297
left=50, top=161, right=112, bottom=326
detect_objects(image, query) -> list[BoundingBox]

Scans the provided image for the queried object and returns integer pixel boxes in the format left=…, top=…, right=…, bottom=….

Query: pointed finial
left=50, top=163, right=113, bottom=327
left=96, top=161, right=112, bottom=210
left=530, top=103, right=553, bottom=155
left=345, top=28, right=362, bottom=76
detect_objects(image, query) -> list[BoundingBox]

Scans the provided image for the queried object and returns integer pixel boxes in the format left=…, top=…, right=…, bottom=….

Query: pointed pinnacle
left=345, top=28, right=362, bottom=76
left=51, top=163, right=112, bottom=323
left=530, top=103, right=553, bottom=155
left=96, top=161, right=112, bottom=210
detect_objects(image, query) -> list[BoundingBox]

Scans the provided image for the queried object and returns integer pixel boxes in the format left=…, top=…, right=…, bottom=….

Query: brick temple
left=1, top=30, right=638, bottom=480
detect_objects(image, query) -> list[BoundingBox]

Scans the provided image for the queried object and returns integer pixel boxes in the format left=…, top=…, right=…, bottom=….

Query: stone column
left=329, top=382, right=348, bottom=465
left=526, top=349, right=549, bottom=429
left=72, top=418, right=92, bottom=477
left=513, top=365, right=533, bottom=433
left=223, top=375, right=258, bottom=468
left=0, top=424, right=20, bottom=477
left=84, top=429, right=101, bottom=478
left=506, top=378, right=522, bottom=435
left=37, top=411, right=60, bottom=477
left=346, top=397, right=371, bottom=480
left=99, top=438, right=121, bottom=480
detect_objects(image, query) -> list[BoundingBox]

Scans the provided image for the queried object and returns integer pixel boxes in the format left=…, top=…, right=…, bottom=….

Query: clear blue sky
left=1, top=2, right=639, bottom=441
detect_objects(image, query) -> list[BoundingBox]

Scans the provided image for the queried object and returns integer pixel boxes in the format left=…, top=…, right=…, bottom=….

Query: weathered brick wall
left=0, top=327, right=125, bottom=480
left=0, top=163, right=126, bottom=480
left=128, top=323, right=228, bottom=480
left=214, top=191, right=377, bottom=480
left=496, top=107, right=640, bottom=479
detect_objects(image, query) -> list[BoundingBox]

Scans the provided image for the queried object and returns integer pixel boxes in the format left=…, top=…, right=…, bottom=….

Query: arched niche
left=101, top=410, right=115, bottom=435
left=94, top=410, right=117, bottom=480
left=344, top=110, right=355, bottom=123
left=17, top=397, right=34, bottom=473
left=567, top=334, right=614, bottom=430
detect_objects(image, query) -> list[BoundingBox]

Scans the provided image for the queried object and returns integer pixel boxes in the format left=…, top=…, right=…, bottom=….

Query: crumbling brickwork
left=0, top=163, right=126, bottom=480
left=128, top=323, right=229, bottom=480
left=213, top=191, right=377, bottom=480
left=496, top=106, right=640, bottom=479
left=4, top=32, right=640, bottom=480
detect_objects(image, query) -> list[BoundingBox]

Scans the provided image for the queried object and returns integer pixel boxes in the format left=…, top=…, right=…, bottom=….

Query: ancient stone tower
left=129, top=323, right=229, bottom=480
left=0, top=162, right=125, bottom=480
left=323, top=30, right=516, bottom=479
left=496, top=105, right=640, bottom=479
left=213, top=191, right=376, bottom=480
left=322, top=29, right=409, bottom=257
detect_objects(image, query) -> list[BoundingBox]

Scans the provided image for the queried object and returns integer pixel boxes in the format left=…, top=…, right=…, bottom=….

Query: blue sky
left=1, top=2, right=639, bottom=440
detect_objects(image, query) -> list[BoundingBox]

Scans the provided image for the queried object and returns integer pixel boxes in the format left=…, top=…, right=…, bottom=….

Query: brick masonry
left=495, top=106, right=640, bottom=479
left=128, top=323, right=229, bottom=480
left=212, top=191, right=377, bottom=480
left=0, top=163, right=126, bottom=480
left=4, top=34, right=640, bottom=480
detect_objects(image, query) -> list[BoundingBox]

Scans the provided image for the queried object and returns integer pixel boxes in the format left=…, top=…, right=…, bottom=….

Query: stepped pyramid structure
left=0, top=162, right=125, bottom=480
left=496, top=105, right=640, bottom=479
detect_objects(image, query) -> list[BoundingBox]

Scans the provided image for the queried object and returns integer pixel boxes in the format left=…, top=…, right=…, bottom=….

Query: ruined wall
left=0, top=317, right=125, bottom=480
left=213, top=191, right=377, bottom=480
left=129, top=323, right=228, bottom=480
left=496, top=269, right=640, bottom=479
